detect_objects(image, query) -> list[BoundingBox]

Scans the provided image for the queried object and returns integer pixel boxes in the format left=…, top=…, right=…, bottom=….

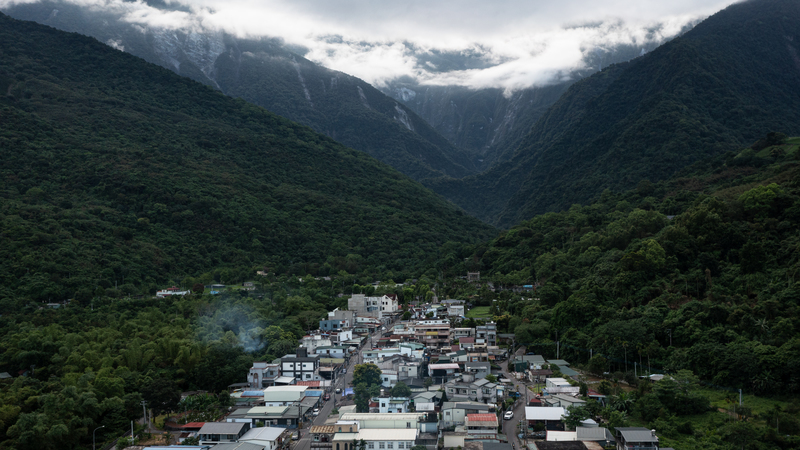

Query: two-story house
left=249, top=362, right=281, bottom=388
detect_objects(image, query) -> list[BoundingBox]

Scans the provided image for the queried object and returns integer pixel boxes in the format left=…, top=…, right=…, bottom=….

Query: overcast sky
left=3, top=0, right=742, bottom=92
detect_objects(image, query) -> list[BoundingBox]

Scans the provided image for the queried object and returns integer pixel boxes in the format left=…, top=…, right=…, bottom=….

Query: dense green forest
left=431, top=135, right=800, bottom=449
left=2, top=2, right=800, bottom=450
left=0, top=12, right=495, bottom=304
left=427, top=0, right=800, bottom=228
left=2, top=0, right=476, bottom=182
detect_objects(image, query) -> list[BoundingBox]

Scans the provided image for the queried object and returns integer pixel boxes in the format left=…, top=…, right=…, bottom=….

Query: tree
left=485, top=374, right=498, bottom=383
left=391, top=382, right=411, bottom=398
left=141, top=377, right=181, bottom=417
left=563, top=405, right=592, bottom=430
left=352, top=364, right=382, bottom=388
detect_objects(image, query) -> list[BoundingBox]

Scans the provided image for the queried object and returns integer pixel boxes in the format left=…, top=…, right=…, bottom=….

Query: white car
left=503, top=411, right=514, bottom=420
left=312, top=408, right=320, bottom=416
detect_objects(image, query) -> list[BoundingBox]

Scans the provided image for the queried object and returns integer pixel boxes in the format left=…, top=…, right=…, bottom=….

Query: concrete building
left=465, top=414, right=499, bottom=441
left=332, top=426, right=418, bottom=450
left=281, top=348, right=321, bottom=381
left=475, top=323, right=497, bottom=347
left=249, top=362, right=281, bottom=388
left=197, top=422, right=250, bottom=445
left=441, top=402, right=491, bottom=428
left=415, top=323, right=450, bottom=349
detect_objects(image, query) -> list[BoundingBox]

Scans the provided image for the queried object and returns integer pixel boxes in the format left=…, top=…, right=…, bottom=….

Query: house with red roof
left=465, top=413, right=499, bottom=440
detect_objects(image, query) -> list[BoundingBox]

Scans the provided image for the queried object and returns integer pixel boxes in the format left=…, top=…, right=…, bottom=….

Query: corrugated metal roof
left=429, top=363, right=460, bottom=369
left=240, top=426, right=285, bottom=441
left=198, top=422, right=248, bottom=434
left=247, top=406, right=289, bottom=415
left=616, top=427, right=658, bottom=443
left=558, top=365, right=579, bottom=377
left=333, top=429, right=418, bottom=441
left=466, top=414, right=498, bottom=423
left=212, top=443, right=265, bottom=450
left=525, top=406, right=566, bottom=421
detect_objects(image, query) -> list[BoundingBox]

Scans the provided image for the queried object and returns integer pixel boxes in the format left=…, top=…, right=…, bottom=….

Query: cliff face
left=381, top=40, right=667, bottom=171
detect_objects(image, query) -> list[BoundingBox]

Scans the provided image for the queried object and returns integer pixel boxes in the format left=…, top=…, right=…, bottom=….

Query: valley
left=0, top=1, right=799, bottom=450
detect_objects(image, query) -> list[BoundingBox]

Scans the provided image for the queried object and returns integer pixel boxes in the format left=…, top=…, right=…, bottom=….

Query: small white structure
left=156, top=286, right=191, bottom=298
left=545, top=377, right=572, bottom=389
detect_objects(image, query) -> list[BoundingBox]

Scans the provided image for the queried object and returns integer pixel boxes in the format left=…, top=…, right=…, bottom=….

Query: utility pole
left=141, top=400, right=147, bottom=430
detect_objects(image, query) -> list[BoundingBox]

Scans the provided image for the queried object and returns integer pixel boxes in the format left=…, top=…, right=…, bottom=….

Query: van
left=335, top=388, right=342, bottom=394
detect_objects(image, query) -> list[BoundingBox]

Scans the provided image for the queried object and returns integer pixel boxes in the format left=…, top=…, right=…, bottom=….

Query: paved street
left=501, top=346, right=528, bottom=450
left=293, top=323, right=389, bottom=450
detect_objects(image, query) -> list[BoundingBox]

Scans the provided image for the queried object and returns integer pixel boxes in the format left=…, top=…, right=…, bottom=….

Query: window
left=369, top=444, right=374, bottom=449
left=387, top=443, right=393, bottom=449
left=398, top=444, right=404, bottom=449
left=406, top=422, right=411, bottom=428
left=379, top=443, right=385, bottom=449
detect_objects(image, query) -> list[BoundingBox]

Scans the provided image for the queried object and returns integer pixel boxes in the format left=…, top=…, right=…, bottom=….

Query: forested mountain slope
left=2, top=1, right=475, bottom=181
left=427, top=0, right=800, bottom=228
left=0, top=12, right=495, bottom=303
left=453, top=136, right=800, bottom=449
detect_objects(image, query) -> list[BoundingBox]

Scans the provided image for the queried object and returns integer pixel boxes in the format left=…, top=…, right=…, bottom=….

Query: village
left=142, top=291, right=668, bottom=450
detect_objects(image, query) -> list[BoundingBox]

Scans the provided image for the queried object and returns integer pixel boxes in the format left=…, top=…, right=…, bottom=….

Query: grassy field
left=466, top=306, right=491, bottom=318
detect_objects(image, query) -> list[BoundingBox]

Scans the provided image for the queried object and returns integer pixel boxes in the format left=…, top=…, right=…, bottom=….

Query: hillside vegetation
left=0, top=12, right=495, bottom=304
left=428, top=0, right=800, bottom=228
left=3, top=0, right=475, bottom=182
left=433, top=136, right=800, bottom=449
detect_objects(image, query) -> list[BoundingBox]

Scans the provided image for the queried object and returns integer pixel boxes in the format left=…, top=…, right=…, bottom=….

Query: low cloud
left=0, top=0, right=741, bottom=91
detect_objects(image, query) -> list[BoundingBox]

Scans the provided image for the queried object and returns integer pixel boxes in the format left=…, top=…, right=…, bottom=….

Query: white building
left=546, top=377, right=572, bottom=389
left=381, top=295, right=399, bottom=314
left=249, top=362, right=281, bottom=388
left=239, top=426, right=286, bottom=450
left=263, top=385, right=309, bottom=406
left=156, top=286, right=191, bottom=298
left=332, top=426, right=418, bottom=450
left=378, top=397, right=411, bottom=414
left=300, top=335, right=332, bottom=353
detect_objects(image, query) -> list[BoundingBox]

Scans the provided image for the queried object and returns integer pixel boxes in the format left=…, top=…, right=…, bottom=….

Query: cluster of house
left=146, top=294, right=667, bottom=450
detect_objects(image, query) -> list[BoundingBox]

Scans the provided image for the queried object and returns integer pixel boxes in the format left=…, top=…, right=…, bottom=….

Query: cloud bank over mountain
left=1, top=0, right=741, bottom=92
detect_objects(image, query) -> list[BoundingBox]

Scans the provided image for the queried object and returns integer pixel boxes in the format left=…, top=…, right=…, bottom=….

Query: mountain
left=428, top=0, right=800, bottom=228
left=0, top=12, right=496, bottom=302
left=381, top=41, right=669, bottom=171
left=1, top=1, right=475, bottom=181
left=457, top=136, right=800, bottom=449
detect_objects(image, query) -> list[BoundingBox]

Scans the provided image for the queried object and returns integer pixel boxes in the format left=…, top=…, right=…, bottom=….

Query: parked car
left=312, top=408, right=320, bottom=416
left=335, top=388, right=342, bottom=394
left=503, top=411, right=514, bottom=420
left=323, top=393, right=330, bottom=401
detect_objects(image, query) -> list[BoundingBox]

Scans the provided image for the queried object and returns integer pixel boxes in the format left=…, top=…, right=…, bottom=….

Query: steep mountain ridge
left=381, top=40, right=671, bottom=170
left=429, top=0, right=800, bottom=228
left=2, top=1, right=475, bottom=181
left=0, top=12, right=495, bottom=301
